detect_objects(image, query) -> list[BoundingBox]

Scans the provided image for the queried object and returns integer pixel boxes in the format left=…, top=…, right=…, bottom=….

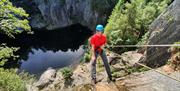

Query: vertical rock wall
left=12, top=0, right=117, bottom=30
left=146, top=0, right=180, bottom=67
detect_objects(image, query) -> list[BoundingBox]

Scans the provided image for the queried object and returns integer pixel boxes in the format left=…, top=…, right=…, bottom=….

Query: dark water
left=0, top=24, right=92, bottom=75
left=19, top=47, right=84, bottom=75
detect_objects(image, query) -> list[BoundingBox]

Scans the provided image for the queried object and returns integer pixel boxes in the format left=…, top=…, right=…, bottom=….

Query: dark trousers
left=90, top=50, right=112, bottom=81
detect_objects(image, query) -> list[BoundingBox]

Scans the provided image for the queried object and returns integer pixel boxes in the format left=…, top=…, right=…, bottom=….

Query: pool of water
left=0, top=24, right=92, bottom=75
left=19, top=47, right=84, bottom=75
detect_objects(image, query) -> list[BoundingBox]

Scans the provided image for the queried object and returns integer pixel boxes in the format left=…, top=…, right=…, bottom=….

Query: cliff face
left=146, top=0, right=180, bottom=67
left=12, top=0, right=116, bottom=30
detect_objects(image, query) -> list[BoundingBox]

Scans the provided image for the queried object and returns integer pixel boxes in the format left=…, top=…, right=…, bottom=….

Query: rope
left=107, top=44, right=180, bottom=48
left=107, top=49, right=180, bottom=83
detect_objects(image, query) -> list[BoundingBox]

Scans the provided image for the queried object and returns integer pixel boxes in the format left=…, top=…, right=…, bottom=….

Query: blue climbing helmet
left=96, top=24, right=104, bottom=32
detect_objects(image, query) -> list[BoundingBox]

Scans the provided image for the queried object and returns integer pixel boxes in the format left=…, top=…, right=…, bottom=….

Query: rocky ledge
left=25, top=51, right=180, bottom=91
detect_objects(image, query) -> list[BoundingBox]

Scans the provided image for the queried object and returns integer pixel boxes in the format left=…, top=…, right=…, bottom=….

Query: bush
left=61, top=67, right=73, bottom=81
left=82, top=47, right=92, bottom=63
left=83, top=52, right=91, bottom=62
left=0, top=68, right=26, bottom=91
left=0, top=44, right=19, bottom=66
left=80, top=44, right=92, bottom=63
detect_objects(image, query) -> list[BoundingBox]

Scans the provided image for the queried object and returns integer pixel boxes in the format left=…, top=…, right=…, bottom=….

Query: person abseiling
left=89, top=24, right=112, bottom=84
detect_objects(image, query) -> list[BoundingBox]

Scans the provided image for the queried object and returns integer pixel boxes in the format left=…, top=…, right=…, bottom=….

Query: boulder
left=35, top=68, right=56, bottom=89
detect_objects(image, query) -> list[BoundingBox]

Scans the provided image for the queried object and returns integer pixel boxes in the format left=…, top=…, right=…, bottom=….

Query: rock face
left=13, top=0, right=117, bottom=30
left=116, top=70, right=180, bottom=91
left=146, top=0, right=180, bottom=67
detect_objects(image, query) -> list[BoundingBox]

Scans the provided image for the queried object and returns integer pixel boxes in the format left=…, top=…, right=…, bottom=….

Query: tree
left=0, top=0, right=32, bottom=67
left=0, top=0, right=31, bottom=38
left=105, top=0, right=170, bottom=53
left=0, top=0, right=31, bottom=90
left=0, top=0, right=31, bottom=66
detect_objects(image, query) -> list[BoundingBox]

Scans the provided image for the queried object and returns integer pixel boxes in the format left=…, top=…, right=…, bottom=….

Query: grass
left=127, top=66, right=149, bottom=73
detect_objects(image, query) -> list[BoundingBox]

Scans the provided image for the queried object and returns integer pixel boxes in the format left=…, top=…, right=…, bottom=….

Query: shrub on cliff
left=61, top=67, right=73, bottom=81
left=0, top=68, right=26, bottom=91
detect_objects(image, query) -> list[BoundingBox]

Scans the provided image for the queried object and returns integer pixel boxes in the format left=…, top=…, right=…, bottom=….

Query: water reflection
left=0, top=24, right=92, bottom=74
left=19, top=47, right=84, bottom=75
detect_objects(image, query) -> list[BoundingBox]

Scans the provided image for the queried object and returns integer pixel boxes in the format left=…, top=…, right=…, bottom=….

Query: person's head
left=96, top=24, right=104, bottom=33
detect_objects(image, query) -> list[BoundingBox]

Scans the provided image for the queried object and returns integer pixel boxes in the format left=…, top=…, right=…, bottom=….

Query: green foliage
left=127, top=66, right=149, bottom=73
left=105, top=0, right=170, bottom=53
left=0, top=44, right=19, bottom=66
left=0, top=68, right=26, bottom=91
left=61, top=67, right=73, bottom=81
left=168, top=42, right=180, bottom=52
left=136, top=31, right=150, bottom=45
left=0, top=45, right=28, bottom=91
left=83, top=52, right=91, bottom=63
left=0, top=0, right=31, bottom=38
left=0, top=1, right=32, bottom=90
left=80, top=43, right=92, bottom=63
left=112, top=71, right=128, bottom=78
left=18, top=71, right=37, bottom=85
left=81, top=48, right=91, bottom=63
